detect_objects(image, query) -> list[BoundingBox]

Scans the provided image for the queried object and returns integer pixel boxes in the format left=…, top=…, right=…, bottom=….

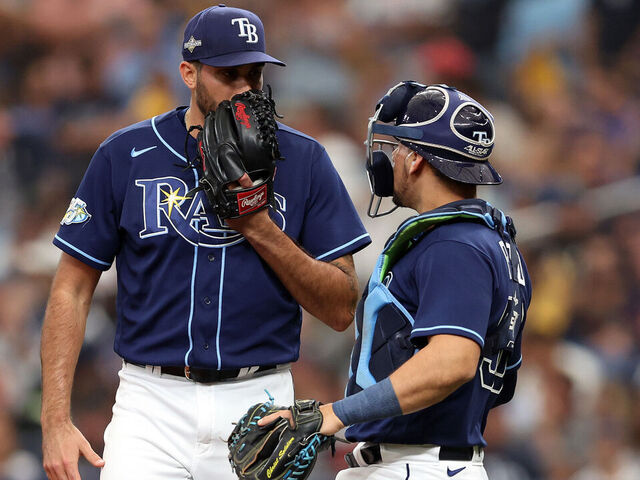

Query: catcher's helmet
left=365, top=82, right=501, bottom=217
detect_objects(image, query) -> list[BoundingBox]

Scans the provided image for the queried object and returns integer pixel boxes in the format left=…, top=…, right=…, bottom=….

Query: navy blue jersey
left=345, top=210, right=531, bottom=447
left=54, top=107, right=370, bottom=369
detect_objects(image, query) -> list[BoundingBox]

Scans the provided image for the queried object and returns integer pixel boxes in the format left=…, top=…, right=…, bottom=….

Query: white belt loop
left=472, top=446, right=484, bottom=463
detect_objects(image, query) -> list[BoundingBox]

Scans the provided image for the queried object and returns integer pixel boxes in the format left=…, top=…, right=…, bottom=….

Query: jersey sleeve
left=53, top=147, right=121, bottom=271
left=410, top=240, right=494, bottom=348
left=299, top=145, right=371, bottom=261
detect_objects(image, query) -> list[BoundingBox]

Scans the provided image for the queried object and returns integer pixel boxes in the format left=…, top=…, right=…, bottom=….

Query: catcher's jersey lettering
left=53, top=107, right=371, bottom=369
left=479, top=350, right=507, bottom=394
left=498, top=240, right=526, bottom=286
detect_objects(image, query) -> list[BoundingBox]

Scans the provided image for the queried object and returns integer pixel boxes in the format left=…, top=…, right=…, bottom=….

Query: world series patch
left=61, top=197, right=92, bottom=225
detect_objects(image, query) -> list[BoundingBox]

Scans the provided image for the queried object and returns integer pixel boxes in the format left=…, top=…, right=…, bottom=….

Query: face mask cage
left=365, top=106, right=401, bottom=218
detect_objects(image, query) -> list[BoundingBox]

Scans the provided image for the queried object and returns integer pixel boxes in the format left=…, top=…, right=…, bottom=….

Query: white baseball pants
left=336, top=443, right=489, bottom=480
left=99, top=361, right=294, bottom=480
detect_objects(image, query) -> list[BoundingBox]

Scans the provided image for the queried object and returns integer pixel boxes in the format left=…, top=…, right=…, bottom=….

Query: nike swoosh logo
left=447, top=466, right=466, bottom=477
left=130, top=146, right=157, bottom=157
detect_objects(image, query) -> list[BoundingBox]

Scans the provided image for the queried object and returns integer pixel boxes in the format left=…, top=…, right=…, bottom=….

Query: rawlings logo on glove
left=237, top=185, right=268, bottom=215
left=189, top=89, right=283, bottom=219
left=228, top=399, right=334, bottom=480
left=235, top=102, right=252, bottom=129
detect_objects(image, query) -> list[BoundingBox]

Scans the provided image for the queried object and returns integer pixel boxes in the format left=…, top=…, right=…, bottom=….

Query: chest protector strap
left=377, top=199, right=516, bottom=281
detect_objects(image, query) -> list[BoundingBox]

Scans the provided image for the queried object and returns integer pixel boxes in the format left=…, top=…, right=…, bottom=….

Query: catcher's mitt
left=228, top=399, right=333, bottom=480
left=194, top=89, right=282, bottom=219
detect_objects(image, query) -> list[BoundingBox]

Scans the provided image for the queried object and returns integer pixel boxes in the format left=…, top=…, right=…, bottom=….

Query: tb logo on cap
left=231, top=18, right=258, bottom=43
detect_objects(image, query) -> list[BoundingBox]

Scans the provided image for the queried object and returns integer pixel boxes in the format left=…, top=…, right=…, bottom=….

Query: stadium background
left=1, top=0, right=639, bottom=479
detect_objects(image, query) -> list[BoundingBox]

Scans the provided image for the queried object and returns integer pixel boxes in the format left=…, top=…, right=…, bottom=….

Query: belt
left=345, top=443, right=482, bottom=468
left=126, top=362, right=283, bottom=383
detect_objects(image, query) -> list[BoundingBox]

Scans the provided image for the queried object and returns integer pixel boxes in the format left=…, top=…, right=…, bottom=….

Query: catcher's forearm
left=232, top=212, right=359, bottom=331
left=388, top=334, right=480, bottom=414
left=41, top=256, right=99, bottom=428
left=324, top=336, right=480, bottom=434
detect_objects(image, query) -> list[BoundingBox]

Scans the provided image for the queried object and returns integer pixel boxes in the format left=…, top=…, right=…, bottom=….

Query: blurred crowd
left=1, top=0, right=640, bottom=479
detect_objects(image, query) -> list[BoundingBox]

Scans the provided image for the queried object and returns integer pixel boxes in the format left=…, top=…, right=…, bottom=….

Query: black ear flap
left=367, top=150, right=394, bottom=197
left=376, top=81, right=426, bottom=124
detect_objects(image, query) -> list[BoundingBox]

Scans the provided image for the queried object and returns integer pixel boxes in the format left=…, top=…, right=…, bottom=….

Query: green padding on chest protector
left=379, top=211, right=494, bottom=282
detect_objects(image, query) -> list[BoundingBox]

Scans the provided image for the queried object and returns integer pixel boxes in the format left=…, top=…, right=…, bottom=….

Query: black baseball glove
left=193, top=89, right=282, bottom=219
left=228, top=399, right=333, bottom=480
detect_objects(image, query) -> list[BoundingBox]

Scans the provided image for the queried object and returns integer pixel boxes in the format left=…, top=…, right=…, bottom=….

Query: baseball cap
left=182, top=4, right=285, bottom=67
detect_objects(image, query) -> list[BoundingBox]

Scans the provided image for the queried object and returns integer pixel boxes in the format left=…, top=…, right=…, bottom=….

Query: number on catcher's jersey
left=479, top=350, right=508, bottom=394
left=499, top=240, right=526, bottom=287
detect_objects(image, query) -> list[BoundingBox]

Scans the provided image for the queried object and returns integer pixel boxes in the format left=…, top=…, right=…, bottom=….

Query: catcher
left=246, top=82, right=532, bottom=480
left=40, top=6, right=370, bottom=480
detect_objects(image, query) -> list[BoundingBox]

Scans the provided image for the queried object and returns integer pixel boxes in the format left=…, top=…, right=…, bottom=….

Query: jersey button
left=203, top=343, right=209, bottom=350
left=203, top=297, right=211, bottom=305
left=208, top=254, right=215, bottom=262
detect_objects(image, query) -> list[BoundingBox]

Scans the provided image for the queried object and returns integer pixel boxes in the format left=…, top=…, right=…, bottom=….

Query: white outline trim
left=152, top=115, right=199, bottom=367
left=389, top=86, right=495, bottom=161
left=449, top=101, right=495, bottom=146
left=216, top=245, right=227, bottom=368
left=54, top=235, right=111, bottom=267
left=506, top=355, right=522, bottom=370
left=136, top=176, right=246, bottom=247
left=412, top=324, right=485, bottom=346
left=183, top=240, right=198, bottom=367
left=316, top=233, right=371, bottom=260
left=135, top=177, right=180, bottom=239
left=151, top=115, right=186, bottom=162
left=399, top=137, right=491, bottom=161
left=399, top=85, right=450, bottom=127
left=480, top=351, right=506, bottom=393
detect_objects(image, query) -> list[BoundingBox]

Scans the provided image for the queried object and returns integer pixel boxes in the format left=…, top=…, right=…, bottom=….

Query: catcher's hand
left=228, top=399, right=333, bottom=480
left=195, top=89, right=282, bottom=219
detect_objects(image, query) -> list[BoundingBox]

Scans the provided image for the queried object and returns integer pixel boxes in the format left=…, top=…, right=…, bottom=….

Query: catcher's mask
left=365, top=81, right=502, bottom=218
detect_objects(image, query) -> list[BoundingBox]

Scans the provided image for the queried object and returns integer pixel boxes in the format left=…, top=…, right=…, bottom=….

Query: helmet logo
left=472, top=131, right=491, bottom=145
left=464, top=145, right=490, bottom=157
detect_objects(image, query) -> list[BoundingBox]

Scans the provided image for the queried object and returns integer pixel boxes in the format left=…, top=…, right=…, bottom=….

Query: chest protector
left=347, top=199, right=524, bottom=394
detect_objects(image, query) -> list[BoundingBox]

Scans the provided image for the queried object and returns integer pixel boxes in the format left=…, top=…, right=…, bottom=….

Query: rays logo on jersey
left=61, top=198, right=92, bottom=225
left=135, top=176, right=286, bottom=248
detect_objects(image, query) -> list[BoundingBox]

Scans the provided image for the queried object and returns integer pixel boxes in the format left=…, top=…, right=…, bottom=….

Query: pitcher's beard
left=195, top=81, right=217, bottom=115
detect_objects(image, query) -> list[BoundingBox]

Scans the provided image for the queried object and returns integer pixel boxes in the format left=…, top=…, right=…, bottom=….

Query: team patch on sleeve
left=61, top=197, right=92, bottom=225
